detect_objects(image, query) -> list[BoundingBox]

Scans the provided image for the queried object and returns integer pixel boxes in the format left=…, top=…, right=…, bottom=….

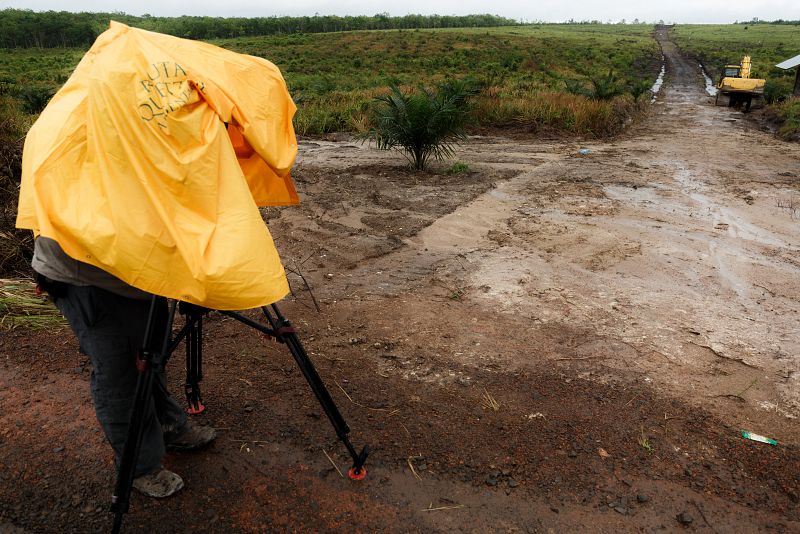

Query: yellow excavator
left=715, top=56, right=765, bottom=111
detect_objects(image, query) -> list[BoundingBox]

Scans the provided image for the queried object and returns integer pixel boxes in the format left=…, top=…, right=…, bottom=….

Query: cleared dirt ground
left=1, top=31, right=799, bottom=533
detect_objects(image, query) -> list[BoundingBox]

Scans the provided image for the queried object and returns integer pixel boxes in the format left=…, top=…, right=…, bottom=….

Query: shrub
left=564, top=79, right=590, bottom=97
left=564, top=70, right=632, bottom=100
left=361, top=80, right=478, bottom=170
left=18, top=85, right=55, bottom=114
left=310, top=76, right=337, bottom=96
left=764, top=78, right=793, bottom=104
left=0, top=76, right=17, bottom=97
left=500, top=52, right=524, bottom=71
left=590, top=70, right=624, bottom=100
left=774, top=97, right=800, bottom=140
left=0, top=97, right=33, bottom=276
left=472, top=90, right=644, bottom=138
left=628, top=79, right=653, bottom=101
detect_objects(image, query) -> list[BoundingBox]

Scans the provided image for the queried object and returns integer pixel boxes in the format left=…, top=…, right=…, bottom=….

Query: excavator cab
left=721, top=65, right=741, bottom=79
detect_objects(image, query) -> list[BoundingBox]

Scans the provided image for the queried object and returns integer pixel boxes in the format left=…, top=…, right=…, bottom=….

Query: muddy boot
left=132, top=468, right=184, bottom=498
left=165, top=420, right=217, bottom=451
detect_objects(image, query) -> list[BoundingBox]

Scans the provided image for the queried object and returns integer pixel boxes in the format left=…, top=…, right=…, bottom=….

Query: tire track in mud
left=319, top=29, right=800, bottom=438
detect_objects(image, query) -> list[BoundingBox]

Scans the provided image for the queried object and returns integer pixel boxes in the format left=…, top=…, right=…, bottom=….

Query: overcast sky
left=1, top=0, right=798, bottom=24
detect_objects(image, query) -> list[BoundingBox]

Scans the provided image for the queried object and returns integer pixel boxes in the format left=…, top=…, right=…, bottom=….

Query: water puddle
left=700, top=64, right=718, bottom=96
left=650, top=56, right=666, bottom=102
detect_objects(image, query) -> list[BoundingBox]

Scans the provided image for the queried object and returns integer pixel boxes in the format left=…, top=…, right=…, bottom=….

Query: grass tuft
left=0, top=278, right=65, bottom=330
left=638, top=425, right=653, bottom=453
left=447, top=161, right=470, bottom=174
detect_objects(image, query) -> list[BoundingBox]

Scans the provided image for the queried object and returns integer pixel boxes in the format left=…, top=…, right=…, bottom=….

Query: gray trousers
left=53, top=285, right=187, bottom=477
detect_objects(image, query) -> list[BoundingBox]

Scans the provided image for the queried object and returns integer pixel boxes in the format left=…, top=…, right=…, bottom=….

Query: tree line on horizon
left=0, top=9, right=520, bottom=48
left=2, top=8, right=798, bottom=49
left=734, top=18, right=800, bottom=25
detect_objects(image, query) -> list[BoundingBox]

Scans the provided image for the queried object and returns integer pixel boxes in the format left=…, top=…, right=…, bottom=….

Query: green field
left=0, top=24, right=661, bottom=137
left=4, top=23, right=800, bottom=137
left=217, top=25, right=660, bottom=135
left=216, top=24, right=659, bottom=95
left=0, top=48, right=84, bottom=86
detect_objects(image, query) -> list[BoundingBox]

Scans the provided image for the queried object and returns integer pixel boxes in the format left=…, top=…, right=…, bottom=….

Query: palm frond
left=359, top=80, right=477, bottom=170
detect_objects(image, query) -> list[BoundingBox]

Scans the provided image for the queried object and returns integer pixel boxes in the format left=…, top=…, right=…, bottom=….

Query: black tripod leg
left=220, top=306, right=369, bottom=479
left=110, top=297, right=176, bottom=534
left=185, top=312, right=205, bottom=414
left=264, top=305, right=369, bottom=479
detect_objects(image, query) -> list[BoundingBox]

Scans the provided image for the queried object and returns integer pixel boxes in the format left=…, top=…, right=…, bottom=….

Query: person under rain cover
left=17, top=22, right=300, bottom=498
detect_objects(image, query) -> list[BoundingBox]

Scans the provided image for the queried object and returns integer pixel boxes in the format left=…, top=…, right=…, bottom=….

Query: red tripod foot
left=348, top=467, right=367, bottom=481
left=186, top=401, right=205, bottom=415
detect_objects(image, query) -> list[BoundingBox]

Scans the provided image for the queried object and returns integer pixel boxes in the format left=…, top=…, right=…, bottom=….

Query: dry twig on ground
left=482, top=388, right=500, bottom=411
left=285, top=259, right=322, bottom=312
left=407, top=456, right=423, bottom=480
left=322, top=449, right=344, bottom=478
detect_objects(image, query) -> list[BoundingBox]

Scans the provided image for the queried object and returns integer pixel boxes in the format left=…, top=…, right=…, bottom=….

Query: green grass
left=216, top=25, right=659, bottom=94
left=447, top=161, right=470, bottom=174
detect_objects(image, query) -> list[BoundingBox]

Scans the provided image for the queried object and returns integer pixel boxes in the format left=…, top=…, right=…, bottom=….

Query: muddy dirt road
left=2, top=31, right=799, bottom=533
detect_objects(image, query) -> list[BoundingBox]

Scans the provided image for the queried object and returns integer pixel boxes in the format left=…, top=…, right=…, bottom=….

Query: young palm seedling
left=362, top=80, right=477, bottom=171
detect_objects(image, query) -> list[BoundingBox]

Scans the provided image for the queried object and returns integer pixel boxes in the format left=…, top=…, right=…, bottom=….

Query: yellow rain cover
left=17, top=21, right=299, bottom=310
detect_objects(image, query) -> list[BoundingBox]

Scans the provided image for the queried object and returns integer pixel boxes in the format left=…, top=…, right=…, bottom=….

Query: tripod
left=110, top=297, right=369, bottom=533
